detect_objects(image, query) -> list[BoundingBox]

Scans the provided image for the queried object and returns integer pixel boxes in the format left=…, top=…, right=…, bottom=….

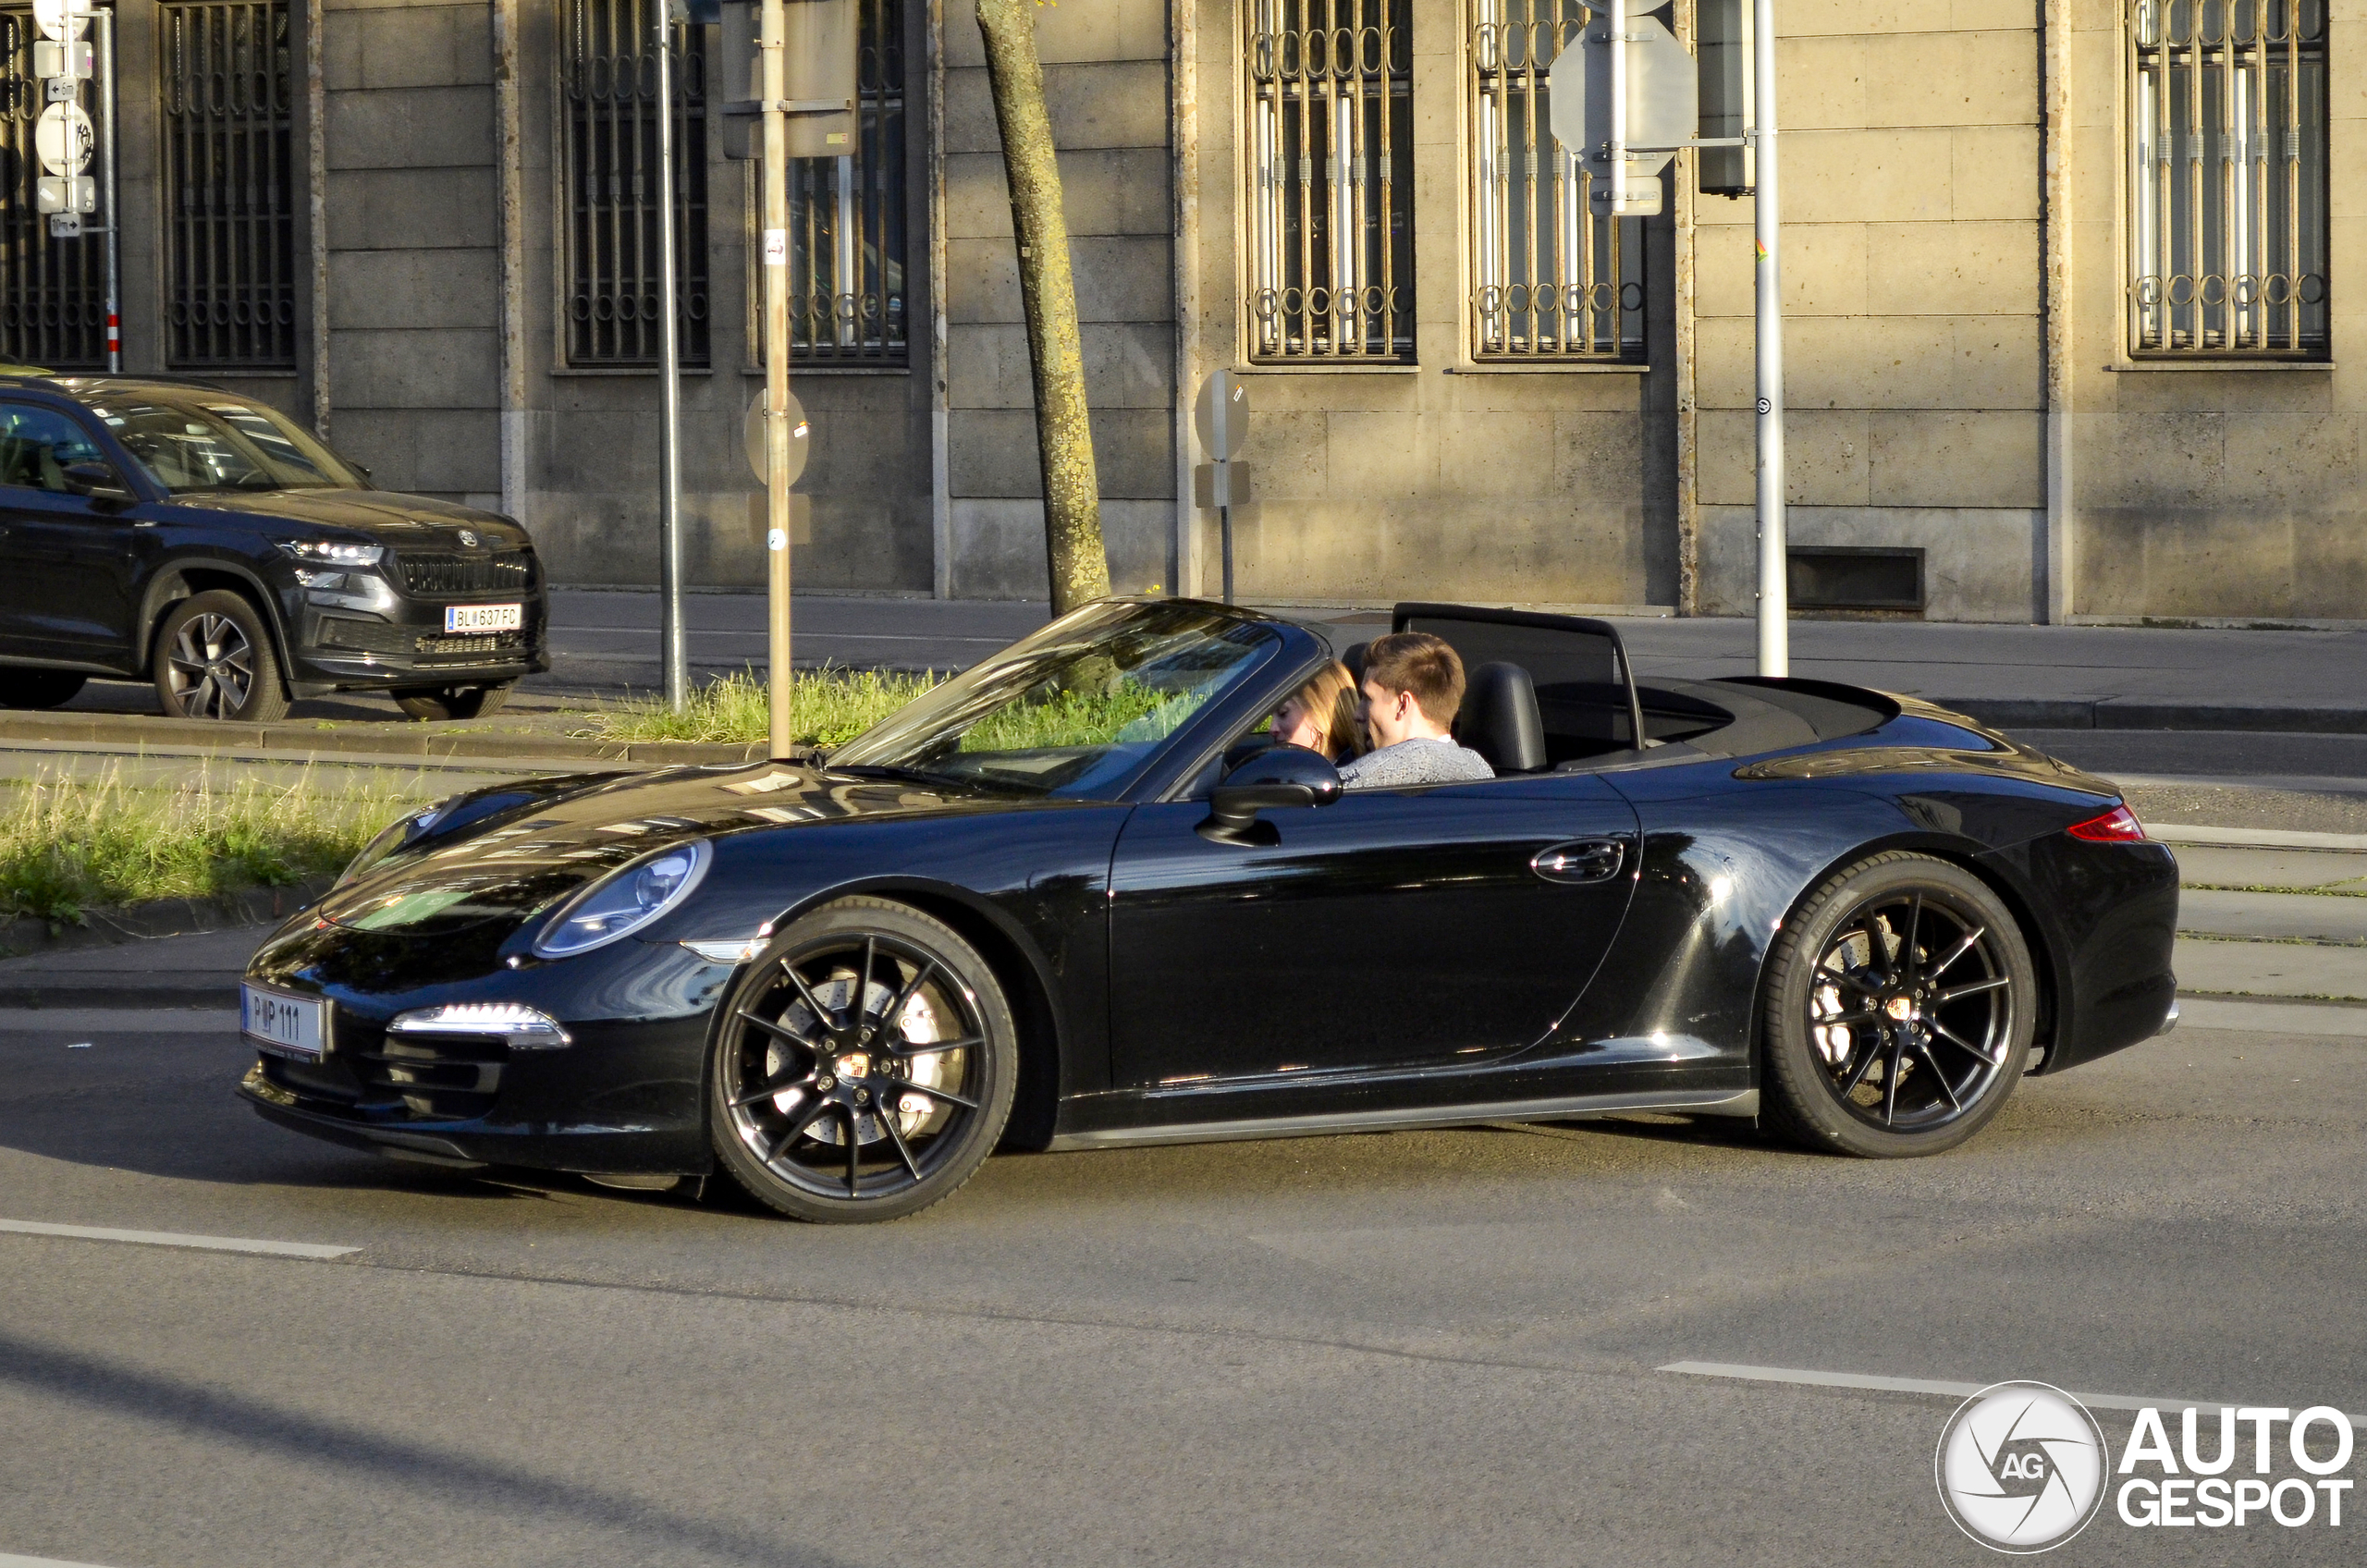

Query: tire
left=394, top=680, right=513, bottom=722
left=0, top=668, right=86, bottom=709
left=153, top=591, right=289, bottom=722
left=709, top=897, right=1019, bottom=1223
left=1760, top=852, right=2037, bottom=1158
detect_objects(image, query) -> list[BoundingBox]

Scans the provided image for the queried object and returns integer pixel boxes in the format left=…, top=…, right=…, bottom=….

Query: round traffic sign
left=34, top=103, right=95, bottom=177
left=1194, top=370, right=1249, bottom=461
left=31, top=0, right=93, bottom=42
left=743, top=389, right=810, bottom=486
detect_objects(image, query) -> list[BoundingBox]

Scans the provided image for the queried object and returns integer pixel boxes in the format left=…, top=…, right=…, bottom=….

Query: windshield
left=829, top=600, right=1280, bottom=799
left=94, top=394, right=362, bottom=495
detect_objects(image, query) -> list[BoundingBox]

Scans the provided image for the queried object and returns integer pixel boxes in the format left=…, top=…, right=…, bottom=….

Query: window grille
left=1, top=9, right=107, bottom=368
left=2128, top=0, right=2327, bottom=357
left=1469, top=0, right=1641, bottom=361
left=160, top=0, right=297, bottom=368
left=1244, top=0, right=1414, bottom=362
left=744, top=0, right=904, bottom=363
left=562, top=0, right=710, bottom=367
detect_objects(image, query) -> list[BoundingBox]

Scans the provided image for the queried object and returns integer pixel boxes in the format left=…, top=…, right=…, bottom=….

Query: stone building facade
left=3, top=0, right=2356, bottom=622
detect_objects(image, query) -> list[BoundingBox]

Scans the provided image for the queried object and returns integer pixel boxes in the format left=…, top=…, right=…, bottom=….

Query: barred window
left=161, top=0, right=298, bottom=368
left=1469, top=0, right=1641, bottom=361
left=1243, top=0, right=1414, bottom=362
left=747, top=0, right=905, bottom=363
left=2128, top=0, right=2327, bottom=357
left=563, top=0, right=710, bottom=367
left=1, top=8, right=107, bottom=368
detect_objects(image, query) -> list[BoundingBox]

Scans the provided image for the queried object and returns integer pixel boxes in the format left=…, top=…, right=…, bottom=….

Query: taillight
left=2067, top=804, right=2146, bottom=843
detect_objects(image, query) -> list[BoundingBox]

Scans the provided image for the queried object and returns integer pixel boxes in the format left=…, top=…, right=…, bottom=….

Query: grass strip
left=568, top=667, right=938, bottom=748
left=0, top=765, right=421, bottom=929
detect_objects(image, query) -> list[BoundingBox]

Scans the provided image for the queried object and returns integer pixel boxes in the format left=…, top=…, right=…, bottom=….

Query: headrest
left=1456, top=660, right=1548, bottom=774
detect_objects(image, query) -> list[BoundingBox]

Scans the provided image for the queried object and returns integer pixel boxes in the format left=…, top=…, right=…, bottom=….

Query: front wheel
left=1760, top=853, right=2037, bottom=1158
left=153, top=591, right=288, bottom=722
left=709, top=898, right=1018, bottom=1222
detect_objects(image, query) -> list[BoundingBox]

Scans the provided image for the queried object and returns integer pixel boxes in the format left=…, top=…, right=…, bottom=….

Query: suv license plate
left=242, top=985, right=327, bottom=1062
left=446, top=603, right=523, bottom=633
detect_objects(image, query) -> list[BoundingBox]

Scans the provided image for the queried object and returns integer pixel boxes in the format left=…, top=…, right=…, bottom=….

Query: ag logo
left=456, top=529, right=479, bottom=547
left=1935, top=1381, right=2110, bottom=1553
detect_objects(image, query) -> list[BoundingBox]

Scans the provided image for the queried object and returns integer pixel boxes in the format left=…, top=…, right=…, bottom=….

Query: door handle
left=1531, top=837, right=1627, bottom=885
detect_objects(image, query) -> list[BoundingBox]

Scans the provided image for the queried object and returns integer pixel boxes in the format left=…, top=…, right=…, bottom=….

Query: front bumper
left=278, top=581, right=552, bottom=692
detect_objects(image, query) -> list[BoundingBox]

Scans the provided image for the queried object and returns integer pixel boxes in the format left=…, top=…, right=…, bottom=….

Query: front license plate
left=445, top=603, right=523, bottom=633
left=242, top=985, right=327, bottom=1062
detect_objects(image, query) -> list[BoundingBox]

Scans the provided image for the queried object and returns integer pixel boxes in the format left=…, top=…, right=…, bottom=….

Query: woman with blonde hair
left=1268, top=660, right=1367, bottom=764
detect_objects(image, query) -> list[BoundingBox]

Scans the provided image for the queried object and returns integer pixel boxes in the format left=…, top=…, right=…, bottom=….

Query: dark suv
left=0, top=374, right=549, bottom=721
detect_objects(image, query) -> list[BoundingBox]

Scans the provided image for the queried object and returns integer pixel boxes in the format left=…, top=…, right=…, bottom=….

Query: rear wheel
left=153, top=591, right=288, bottom=722
left=709, top=898, right=1017, bottom=1222
left=394, top=680, right=513, bottom=722
left=0, top=668, right=86, bottom=709
left=1760, top=853, right=2035, bottom=1158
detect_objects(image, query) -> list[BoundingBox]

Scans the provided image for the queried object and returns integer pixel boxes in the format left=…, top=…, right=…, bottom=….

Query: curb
left=0, top=982, right=239, bottom=1009
left=0, top=709, right=772, bottom=767
left=1944, top=697, right=2367, bottom=735
left=0, top=876, right=335, bottom=962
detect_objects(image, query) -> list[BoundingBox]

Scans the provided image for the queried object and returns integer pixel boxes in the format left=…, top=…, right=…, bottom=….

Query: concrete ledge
left=0, top=877, right=337, bottom=962
left=1945, top=698, right=2367, bottom=734
left=0, top=710, right=771, bottom=767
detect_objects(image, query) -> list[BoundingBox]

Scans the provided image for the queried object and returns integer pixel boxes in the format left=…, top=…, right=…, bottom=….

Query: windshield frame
left=92, top=390, right=365, bottom=496
left=826, top=599, right=1306, bottom=804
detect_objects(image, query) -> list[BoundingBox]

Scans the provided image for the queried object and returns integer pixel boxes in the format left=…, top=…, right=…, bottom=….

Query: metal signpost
left=1192, top=371, right=1251, bottom=606
left=656, top=0, right=687, bottom=713
left=1551, top=0, right=1783, bottom=675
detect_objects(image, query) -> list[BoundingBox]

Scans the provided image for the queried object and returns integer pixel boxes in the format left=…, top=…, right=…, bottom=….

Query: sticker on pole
left=762, top=227, right=788, bottom=267
left=743, top=389, right=810, bottom=486
left=34, top=102, right=95, bottom=177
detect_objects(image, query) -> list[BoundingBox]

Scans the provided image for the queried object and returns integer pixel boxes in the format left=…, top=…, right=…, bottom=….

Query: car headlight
left=280, top=538, right=384, bottom=567
left=533, top=840, right=712, bottom=959
left=339, top=802, right=449, bottom=886
left=387, top=1002, right=570, bottom=1049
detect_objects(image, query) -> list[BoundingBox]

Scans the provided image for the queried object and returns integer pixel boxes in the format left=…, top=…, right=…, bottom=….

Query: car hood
left=317, top=763, right=1034, bottom=938
left=172, top=489, right=532, bottom=551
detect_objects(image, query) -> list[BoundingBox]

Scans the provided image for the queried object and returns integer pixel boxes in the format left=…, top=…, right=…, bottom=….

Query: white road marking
left=2176, top=997, right=2367, bottom=1037
left=1660, top=1361, right=2363, bottom=1427
left=0, top=1219, right=358, bottom=1260
left=0, top=1553, right=129, bottom=1567
left=2151, top=822, right=2367, bottom=852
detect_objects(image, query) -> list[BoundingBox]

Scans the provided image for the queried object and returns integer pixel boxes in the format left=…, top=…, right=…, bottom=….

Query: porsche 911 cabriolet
left=239, top=599, right=2179, bottom=1222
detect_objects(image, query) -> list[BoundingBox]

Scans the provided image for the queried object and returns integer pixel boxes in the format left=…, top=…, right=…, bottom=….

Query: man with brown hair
left=1339, top=631, right=1495, bottom=789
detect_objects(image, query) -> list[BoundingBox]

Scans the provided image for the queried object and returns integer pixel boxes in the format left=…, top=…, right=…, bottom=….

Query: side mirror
left=1198, top=746, right=1342, bottom=844
left=61, top=462, right=130, bottom=501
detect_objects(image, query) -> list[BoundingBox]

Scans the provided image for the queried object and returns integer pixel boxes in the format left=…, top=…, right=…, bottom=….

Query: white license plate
left=242, top=985, right=328, bottom=1062
left=445, top=603, right=523, bottom=633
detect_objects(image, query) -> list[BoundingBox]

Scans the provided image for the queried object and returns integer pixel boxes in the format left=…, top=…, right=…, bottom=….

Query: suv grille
left=395, top=550, right=534, bottom=597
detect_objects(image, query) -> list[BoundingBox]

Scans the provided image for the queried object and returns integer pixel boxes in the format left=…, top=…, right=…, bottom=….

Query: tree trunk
left=973, top=0, right=1110, bottom=615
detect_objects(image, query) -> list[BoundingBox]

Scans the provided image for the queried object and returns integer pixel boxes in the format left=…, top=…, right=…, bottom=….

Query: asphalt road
left=1, top=998, right=2359, bottom=1566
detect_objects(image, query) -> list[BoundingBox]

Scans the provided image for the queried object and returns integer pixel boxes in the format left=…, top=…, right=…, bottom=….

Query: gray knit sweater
left=1338, top=737, right=1496, bottom=790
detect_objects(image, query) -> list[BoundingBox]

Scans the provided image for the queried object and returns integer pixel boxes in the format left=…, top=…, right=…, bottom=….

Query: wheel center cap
left=837, top=1052, right=870, bottom=1080
left=1884, top=996, right=1918, bottom=1023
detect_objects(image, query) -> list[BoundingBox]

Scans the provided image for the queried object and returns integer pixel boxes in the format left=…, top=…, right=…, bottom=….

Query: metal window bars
left=160, top=0, right=296, bottom=368
left=1469, top=0, right=1641, bottom=361
left=563, top=0, right=710, bottom=367
left=2128, top=0, right=2327, bottom=357
left=2, top=8, right=107, bottom=368
left=1245, top=0, right=1415, bottom=362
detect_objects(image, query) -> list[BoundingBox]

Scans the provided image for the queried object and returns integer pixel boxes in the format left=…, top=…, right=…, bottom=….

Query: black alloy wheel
left=0, top=668, right=87, bottom=709
left=1760, top=852, right=2036, bottom=1158
left=153, top=590, right=289, bottom=722
left=708, top=898, right=1017, bottom=1223
left=395, top=681, right=514, bottom=722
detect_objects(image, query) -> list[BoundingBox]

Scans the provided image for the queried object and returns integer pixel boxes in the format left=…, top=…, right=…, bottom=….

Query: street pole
left=655, top=0, right=687, bottom=713
left=1607, top=0, right=1625, bottom=217
left=760, top=0, right=795, bottom=758
left=99, top=5, right=118, bottom=372
left=1751, top=0, right=1785, bottom=677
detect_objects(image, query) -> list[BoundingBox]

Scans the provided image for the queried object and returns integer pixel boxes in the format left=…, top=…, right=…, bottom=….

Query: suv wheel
left=394, top=681, right=513, bottom=722
left=0, top=669, right=87, bottom=710
left=154, top=591, right=289, bottom=722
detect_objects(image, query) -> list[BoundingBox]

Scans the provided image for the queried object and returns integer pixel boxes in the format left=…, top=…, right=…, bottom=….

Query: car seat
left=1455, top=660, right=1548, bottom=774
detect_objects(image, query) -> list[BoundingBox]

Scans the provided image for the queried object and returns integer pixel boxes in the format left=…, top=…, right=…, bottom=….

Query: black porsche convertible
left=239, top=599, right=2178, bottom=1222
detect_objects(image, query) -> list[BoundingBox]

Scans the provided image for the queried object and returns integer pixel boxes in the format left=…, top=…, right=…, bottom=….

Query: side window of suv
left=0, top=403, right=105, bottom=495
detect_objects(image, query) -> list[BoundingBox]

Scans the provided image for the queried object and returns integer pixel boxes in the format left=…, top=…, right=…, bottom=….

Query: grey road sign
left=743, top=388, right=810, bottom=486
left=34, top=102, right=94, bottom=177
left=31, top=0, right=92, bottom=41
left=1548, top=12, right=1697, bottom=214
left=1194, top=369, right=1249, bottom=462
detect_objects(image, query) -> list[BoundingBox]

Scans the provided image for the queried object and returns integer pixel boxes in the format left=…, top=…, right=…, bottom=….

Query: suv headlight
left=280, top=539, right=384, bottom=567
left=339, top=802, right=449, bottom=886
left=533, top=840, right=712, bottom=959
